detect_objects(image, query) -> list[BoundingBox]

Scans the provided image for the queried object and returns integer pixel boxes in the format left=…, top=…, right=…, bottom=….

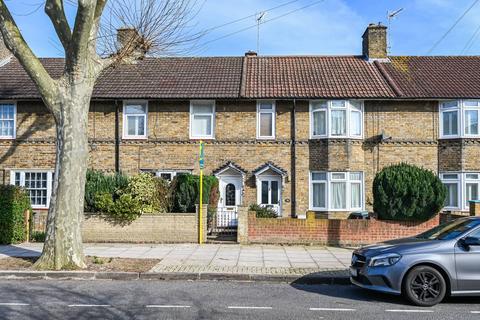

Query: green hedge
left=0, top=185, right=31, bottom=244
left=249, top=204, right=277, bottom=218
left=171, top=174, right=219, bottom=213
left=373, top=163, right=446, bottom=221
left=85, top=169, right=128, bottom=212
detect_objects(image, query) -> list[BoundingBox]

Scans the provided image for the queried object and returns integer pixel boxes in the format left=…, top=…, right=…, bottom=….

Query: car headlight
left=368, top=253, right=401, bottom=267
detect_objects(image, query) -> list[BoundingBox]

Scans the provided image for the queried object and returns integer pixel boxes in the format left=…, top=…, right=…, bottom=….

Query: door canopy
left=213, top=161, right=247, bottom=178
left=252, top=161, right=288, bottom=185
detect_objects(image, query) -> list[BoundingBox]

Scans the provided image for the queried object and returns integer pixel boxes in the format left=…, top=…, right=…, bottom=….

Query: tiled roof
left=377, top=56, right=480, bottom=99
left=242, top=56, right=396, bottom=99
left=0, top=57, right=244, bottom=99
left=1, top=55, right=480, bottom=100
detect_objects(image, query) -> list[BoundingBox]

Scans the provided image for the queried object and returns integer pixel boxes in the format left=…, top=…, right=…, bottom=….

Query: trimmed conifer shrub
left=171, top=174, right=219, bottom=213
left=373, top=163, right=446, bottom=221
left=0, top=185, right=31, bottom=244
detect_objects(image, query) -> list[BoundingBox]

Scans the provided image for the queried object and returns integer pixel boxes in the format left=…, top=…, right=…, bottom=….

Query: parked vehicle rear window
left=416, top=219, right=480, bottom=240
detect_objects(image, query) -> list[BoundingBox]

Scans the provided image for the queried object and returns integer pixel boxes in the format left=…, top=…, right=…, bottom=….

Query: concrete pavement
left=0, top=280, right=479, bottom=319
left=0, top=243, right=352, bottom=277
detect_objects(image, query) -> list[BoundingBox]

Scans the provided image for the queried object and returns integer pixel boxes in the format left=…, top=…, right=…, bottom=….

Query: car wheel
left=403, top=265, right=446, bottom=307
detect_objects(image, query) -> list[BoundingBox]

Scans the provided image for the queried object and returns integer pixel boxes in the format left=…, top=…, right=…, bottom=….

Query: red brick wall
left=246, top=212, right=440, bottom=246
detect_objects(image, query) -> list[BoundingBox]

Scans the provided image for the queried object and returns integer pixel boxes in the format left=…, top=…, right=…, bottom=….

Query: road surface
left=0, top=280, right=479, bottom=319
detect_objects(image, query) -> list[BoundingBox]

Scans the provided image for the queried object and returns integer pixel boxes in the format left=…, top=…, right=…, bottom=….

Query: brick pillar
left=237, top=207, right=249, bottom=244
left=195, top=204, right=208, bottom=243
left=306, top=211, right=316, bottom=225
left=469, top=201, right=480, bottom=216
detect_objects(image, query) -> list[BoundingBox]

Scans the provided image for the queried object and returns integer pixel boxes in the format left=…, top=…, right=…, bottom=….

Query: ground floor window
left=310, top=171, right=363, bottom=211
left=10, top=170, right=53, bottom=209
left=140, top=169, right=192, bottom=183
left=441, top=172, right=480, bottom=211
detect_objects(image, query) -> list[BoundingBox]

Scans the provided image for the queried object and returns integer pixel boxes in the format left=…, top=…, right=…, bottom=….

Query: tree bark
left=34, top=84, right=92, bottom=270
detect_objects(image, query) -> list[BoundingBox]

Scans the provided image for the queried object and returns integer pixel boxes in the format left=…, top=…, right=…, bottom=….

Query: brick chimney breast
left=117, top=27, right=148, bottom=61
left=362, top=23, right=388, bottom=61
left=0, top=33, right=12, bottom=63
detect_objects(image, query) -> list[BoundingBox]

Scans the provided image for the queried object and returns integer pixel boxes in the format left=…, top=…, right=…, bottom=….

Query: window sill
left=190, top=137, right=215, bottom=140
left=310, top=136, right=363, bottom=140
left=0, top=136, right=15, bottom=140
left=122, top=136, right=148, bottom=140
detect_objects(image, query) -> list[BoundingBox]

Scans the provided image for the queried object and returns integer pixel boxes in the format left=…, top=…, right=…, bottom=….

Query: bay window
left=257, top=101, right=275, bottom=139
left=190, top=100, right=215, bottom=139
left=310, top=100, right=363, bottom=139
left=440, top=100, right=480, bottom=138
left=310, top=171, right=364, bottom=211
left=123, top=101, right=148, bottom=139
left=441, top=172, right=480, bottom=210
left=11, top=170, right=53, bottom=209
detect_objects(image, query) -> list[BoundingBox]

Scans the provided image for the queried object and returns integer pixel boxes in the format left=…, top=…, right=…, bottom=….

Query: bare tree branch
left=0, top=0, right=58, bottom=112
left=45, top=0, right=72, bottom=51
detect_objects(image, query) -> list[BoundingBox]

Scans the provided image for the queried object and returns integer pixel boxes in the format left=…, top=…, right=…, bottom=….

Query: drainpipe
left=290, top=99, right=297, bottom=217
left=115, top=100, right=120, bottom=173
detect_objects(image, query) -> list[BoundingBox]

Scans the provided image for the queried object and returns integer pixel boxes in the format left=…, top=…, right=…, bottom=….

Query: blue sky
left=5, top=0, right=480, bottom=57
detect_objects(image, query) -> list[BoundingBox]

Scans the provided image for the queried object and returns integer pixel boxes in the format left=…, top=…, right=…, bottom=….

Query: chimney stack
left=245, top=50, right=258, bottom=57
left=117, top=27, right=148, bottom=60
left=0, top=34, right=12, bottom=62
left=362, top=23, right=387, bottom=60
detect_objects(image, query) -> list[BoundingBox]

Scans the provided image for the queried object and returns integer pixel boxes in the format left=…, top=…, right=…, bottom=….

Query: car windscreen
left=416, top=219, right=480, bottom=240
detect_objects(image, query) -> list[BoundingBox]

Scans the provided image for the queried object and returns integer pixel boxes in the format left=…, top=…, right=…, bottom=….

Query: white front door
left=217, top=176, right=242, bottom=227
left=257, top=176, right=282, bottom=216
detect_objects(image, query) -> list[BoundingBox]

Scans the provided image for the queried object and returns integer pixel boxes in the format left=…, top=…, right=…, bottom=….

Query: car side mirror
left=460, top=237, right=480, bottom=249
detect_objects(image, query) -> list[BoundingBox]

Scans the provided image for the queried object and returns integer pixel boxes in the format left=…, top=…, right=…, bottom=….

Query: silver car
left=350, top=217, right=480, bottom=306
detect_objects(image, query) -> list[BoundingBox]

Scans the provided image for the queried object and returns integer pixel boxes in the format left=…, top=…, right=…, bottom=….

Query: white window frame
left=0, top=101, right=16, bottom=139
left=309, top=100, right=364, bottom=139
left=190, top=100, right=215, bottom=139
left=256, top=100, right=276, bottom=139
left=309, top=171, right=364, bottom=211
left=440, top=172, right=480, bottom=211
left=122, top=100, right=148, bottom=139
left=10, top=170, right=54, bottom=209
left=439, top=100, right=480, bottom=139
left=155, top=170, right=191, bottom=182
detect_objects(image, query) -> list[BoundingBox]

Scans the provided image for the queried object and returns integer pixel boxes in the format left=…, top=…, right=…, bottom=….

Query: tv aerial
left=387, top=8, right=404, bottom=54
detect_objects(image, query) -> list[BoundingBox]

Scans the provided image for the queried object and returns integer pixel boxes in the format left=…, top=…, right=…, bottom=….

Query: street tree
left=0, top=0, right=199, bottom=270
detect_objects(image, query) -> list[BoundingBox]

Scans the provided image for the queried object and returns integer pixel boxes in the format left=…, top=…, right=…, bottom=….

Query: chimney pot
left=245, top=50, right=257, bottom=57
left=362, top=23, right=387, bottom=60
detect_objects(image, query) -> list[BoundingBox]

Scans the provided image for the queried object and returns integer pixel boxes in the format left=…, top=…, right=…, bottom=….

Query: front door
left=258, top=176, right=282, bottom=216
left=455, top=229, right=480, bottom=291
left=217, top=176, right=242, bottom=227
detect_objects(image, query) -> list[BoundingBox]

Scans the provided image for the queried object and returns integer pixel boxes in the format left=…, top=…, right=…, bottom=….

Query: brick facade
left=3, top=98, right=480, bottom=218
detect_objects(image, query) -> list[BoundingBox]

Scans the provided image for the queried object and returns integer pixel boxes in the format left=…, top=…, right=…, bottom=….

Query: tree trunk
left=34, top=87, right=91, bottom=270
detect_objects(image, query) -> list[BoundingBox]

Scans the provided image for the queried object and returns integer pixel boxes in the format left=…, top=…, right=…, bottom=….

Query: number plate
left=349, top=267, right=358, bottom=277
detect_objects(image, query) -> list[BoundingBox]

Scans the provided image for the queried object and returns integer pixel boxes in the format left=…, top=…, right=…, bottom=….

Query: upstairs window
left=190, top=100, right=215, bottom=139
left=440, top=100, right=480, bottom=138
left=123, top=101, right=147, bottom=139
left=257, top=101, right=275, bottom=139
left=310, top=100, right=363, bottom=139
left=0, top=103, right=16, bottom=139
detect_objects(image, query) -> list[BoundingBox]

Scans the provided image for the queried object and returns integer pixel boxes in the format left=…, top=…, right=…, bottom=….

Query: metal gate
left=208, top=208, right=238, bottom=241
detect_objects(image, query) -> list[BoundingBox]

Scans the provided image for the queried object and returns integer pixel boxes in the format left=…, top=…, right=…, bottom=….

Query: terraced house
left=0, top=23, right=479, bottom=223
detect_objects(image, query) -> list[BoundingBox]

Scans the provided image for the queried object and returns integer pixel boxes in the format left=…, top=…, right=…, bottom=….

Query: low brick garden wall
left=238, top=211, right=441, bottom=246
left=32, top=205, right=207, bottom=243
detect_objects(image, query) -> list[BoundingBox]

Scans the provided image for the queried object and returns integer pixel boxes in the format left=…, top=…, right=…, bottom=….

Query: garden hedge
left=0, top=185, right=31, bottom=244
